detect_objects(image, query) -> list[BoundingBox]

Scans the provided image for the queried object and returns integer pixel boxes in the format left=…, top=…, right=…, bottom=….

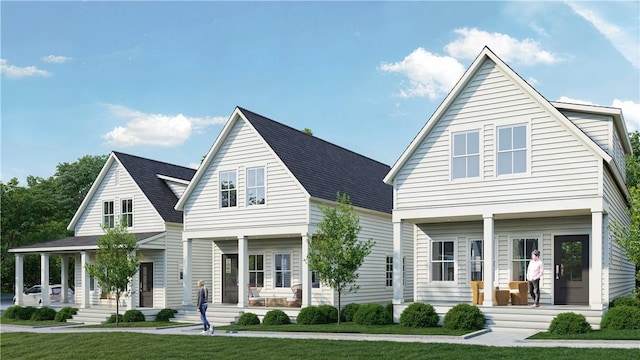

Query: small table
left=494, top=289, right=510, bottom=306
left=266, top=297, right=286, bottom=307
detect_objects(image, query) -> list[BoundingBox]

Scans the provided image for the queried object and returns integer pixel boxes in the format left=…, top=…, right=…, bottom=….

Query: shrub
left=30, top=307, right=57, bottom=321
left=155, top=308, right=178, bottom=322
left=107, top=313, right=124, bottom=323
left=16, top=306, right=38, bottom=320
left=123, top=309, right=146, bottom=322
left=318, top=305, right=338, bottom=324
left=341, top=303, right=360, bottom=322
left=262, top=309, right=291, bottom=325
left=548, top=312, right=592, bottom=334
left=400, top=302, right=439, bottom=328
left=601, top=306, right=640, bottom=330
left=353, top=303, right=392, bottom=326
left=443, top=304, right=485, bottom=331
left=385, top=302, right=394, bottom=323
left=2, top=306, right=23, bottom=320
left=296, top=306, right=325, bottom=325
left=237, top=312, right=260, bottom=325
left=54, top=307, right=78, bottom=322
left=610, top=296, right=640, bottom=308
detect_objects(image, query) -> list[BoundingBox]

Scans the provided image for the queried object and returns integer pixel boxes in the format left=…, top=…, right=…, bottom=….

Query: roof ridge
left=112, top=151, right=196, bottom=172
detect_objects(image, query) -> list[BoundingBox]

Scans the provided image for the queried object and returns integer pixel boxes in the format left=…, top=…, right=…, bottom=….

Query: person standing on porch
left=526, top=250, right=544, bottom=307
left=197, top=280, right=214, bottom=335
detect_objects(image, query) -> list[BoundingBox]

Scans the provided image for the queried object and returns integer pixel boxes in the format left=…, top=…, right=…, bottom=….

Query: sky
left=2, top=1, right=639, bottom=185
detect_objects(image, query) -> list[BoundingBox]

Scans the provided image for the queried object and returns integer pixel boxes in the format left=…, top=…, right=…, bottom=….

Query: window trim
left=385, top=256, right=393, bottom=287
left=219, top=169, right=238, bottom=209
left=469, top=239, right=483, bottom=282
left=120, top=198, right=134, bottom=228
left=430, top=239, right=456, bottom=283
left=495, top=122, right=530, bottom=178
left=246, top=166, right=266, bottom=207
left=274, top=253, right=292, bottom=289
left=249, top=254, right=265, bottom=287
left=450, top=129, right=481, bottom=181
left=102, top=200, right=115, bottom=229
left=510, top=236, right=540, bottom=281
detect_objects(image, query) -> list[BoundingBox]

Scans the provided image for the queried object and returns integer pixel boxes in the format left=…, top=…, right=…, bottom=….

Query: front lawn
left=529, top=329, right=640, bottom=341
left=218, top=322, right=471, bottom=336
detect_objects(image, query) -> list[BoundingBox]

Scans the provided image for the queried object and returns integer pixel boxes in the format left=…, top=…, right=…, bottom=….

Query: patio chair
left=470, top=281, right=484, bottom=305
left=287, top=284, right=302, bottom=307
left=508, top=281, right=528, bottom=305
left=248, top=284, right=265, bottom=306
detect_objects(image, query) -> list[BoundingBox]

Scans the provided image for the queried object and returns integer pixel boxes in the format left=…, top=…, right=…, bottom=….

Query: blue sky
left=2, top=1, right=639, bottom=184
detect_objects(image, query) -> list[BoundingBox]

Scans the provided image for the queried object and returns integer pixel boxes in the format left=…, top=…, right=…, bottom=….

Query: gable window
left=470, top=240, right=483, bottom=281
left=121, top=199, right=133, bottom=227
left=452, top=130, right=480, bottom=179
left=249, top=254, right=264, bottom=287
left=385, top=256, right=393, bottom=287
left=103, top=201, right=114, bottom=228
left=220, top=170, right=237, bottom=208
left=512, top=237, right=538, bottom=281
left=432, top=240, right=455, bottom=281
left=497, top=124, right=527, bottom=175
left=246, top=167, right=265, bottom=206
left=274, top=253, right=291, bottom=288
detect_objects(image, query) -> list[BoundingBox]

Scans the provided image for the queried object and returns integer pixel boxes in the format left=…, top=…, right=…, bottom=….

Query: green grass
left=1, top=332, right=639, bottom=360
left=529, top=329, right=640, bottom=340
left=218, top=322, right=471, bottom=336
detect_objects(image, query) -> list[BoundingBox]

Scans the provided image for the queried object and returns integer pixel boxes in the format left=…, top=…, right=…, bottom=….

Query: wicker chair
left=470, top=281, right=484, bottom=305
left=248, top=284, right=265, bottom=306
left=508, top=281, right=529, bottom=305
left=287, top=284, right=302, bottom=307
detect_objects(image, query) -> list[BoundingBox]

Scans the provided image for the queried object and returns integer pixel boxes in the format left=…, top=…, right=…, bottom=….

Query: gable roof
left=384, top=46, right=615, bottom=185
left=9, top=232, right=164, bottom=253
left=176, top=107, right=392, bottom=214
left=69, top=152, right=196, bottom=229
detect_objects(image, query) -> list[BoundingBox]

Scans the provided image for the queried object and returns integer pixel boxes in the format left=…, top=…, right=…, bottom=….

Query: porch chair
left=248, top=284, right=265, bottom=306
left=287, top=284, right=302, bottom=307
left=508, top=281, right=529, bottom=305
left=470, top=281, right=484, bottom=305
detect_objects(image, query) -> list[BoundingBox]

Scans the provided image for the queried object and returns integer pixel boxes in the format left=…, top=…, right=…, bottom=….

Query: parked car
left=13, top=284, right=75, bottom=305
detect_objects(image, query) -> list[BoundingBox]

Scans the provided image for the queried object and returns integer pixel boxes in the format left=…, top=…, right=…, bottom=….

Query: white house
left=383, top=47, right=634, bottom=318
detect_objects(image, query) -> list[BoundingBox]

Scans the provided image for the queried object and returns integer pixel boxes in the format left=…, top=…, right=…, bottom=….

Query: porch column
left=182, top=238, right=193, bottom=307
left=238, top=235, right=248, bottom=308
left=392, top=221, right=404, bottom=305
left=301, top=233, right=310, bottom=307
left=41, top=253, right=51, bottom=306
left=590, top=211, right=604, bottom=310
left=14, top=254, right=24, bottom=305
left=482, top=214, right=494, bottom=306
left=60, top=255, right=69, bottom=303
left=80, top=251, right=90, bottom=308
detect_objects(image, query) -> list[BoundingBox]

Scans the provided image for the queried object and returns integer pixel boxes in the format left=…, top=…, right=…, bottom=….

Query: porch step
left=480, top=305, right=602, bottom=331
left=172, top=305, right=244, bottom=326
left=71, top=307, right=160, bottom=325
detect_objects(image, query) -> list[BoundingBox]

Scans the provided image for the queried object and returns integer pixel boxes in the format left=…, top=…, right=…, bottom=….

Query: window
left=470, top=240, right=483, bottom=281
left=274, top=253, right=291, bottom=288
left=103, top=201, right=114, bottom=228
left=246, top=167, right=265, bottom=206
left=121, top=199, right=133, bottom=227
left=311, top=271, right=320, bottom=288
left=431, top=241, right=455, bottom=281
left=452, top=130, right=480, bottom=179
left=497, top=124, right=527, bottom=175
left=385, top=256, right=393, bottom=287
left=512, top=237, right=539, bottom=281
left=220, top=170, right=237, bottom=208
left=249, top=254, right=264, bottom=287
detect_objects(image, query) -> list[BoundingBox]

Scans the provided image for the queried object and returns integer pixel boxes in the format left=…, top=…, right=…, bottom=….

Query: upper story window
left=103, top=201, right=114, bottom=228
left=452, top=130, right=480, bottom=180
left=249, top=254, right=264, bottom=287
left=512, top=237, right=538, bottom=281
left=121, top=199, right=133, bottom=227
left=220, top=170, right=237, bottom=208
left=431, top=240, right=455, bottom=281
left=274, top=253, right=291, bottom=288
left=246, top=167, right=265, bottom=206
left=497, top=124, right=527, bottom=175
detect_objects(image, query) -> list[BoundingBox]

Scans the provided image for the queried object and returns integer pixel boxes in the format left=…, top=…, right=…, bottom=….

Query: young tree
left=306, top=193, right=375, bottom=323
left=85, top=221, right=140, bottom=325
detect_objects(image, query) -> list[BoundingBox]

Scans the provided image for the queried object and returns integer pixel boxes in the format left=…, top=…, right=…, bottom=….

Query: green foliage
left=262, top=309, right=291, bottom=325
left=307, top=193, right=376, bottom=323
left=318, top=305, right=339, bottom=324
left=107, top=314, right=124, bottom=324
left=155, top=308, right=178, bottom=322
left=54, top=307, right=78, bottom=322
left=123, top=310, right=146, bottom=322
left=2, top=305, right=23, bottom=319
left=341, top=303, right=360, bottom=322
left=548, top=312, right=592, bottom=334
left=400, top=302, right=440, bottom=328
left=16, top=306, right=38, bottom=320
left=31, top=307, right=57, bottom=321
left=610, top=296, right=640, bottom=308
left=385, top=302, right=394, bottom=323
left=443, top=304, right=485, bottom=331
left=237, top=312, right=260, bottom=325
left=626, top=131, right=640, bottom=188
left=296, top=306, right=326, bottom=325
left=353, top=303, right=392, bottom=326
left=601, top=306, right=640, bottom=330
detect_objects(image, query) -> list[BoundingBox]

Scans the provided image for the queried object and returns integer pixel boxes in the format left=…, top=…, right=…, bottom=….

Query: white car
left=13, top=284, right=75, bottom=305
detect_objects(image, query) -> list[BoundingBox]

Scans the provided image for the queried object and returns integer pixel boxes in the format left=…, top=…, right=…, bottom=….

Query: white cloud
left=0, top=59, right=50, bottom=78
left=102, top=104, right=227, bottom=147
left=378, top=48, right=465, bottom=99
left=41, top=55, right=72, bottom=64
left=612, top=99, right=640, bottom=132
left=445, top=28, right=562, bottom=65
left=566, top=2, right=640, bottom=69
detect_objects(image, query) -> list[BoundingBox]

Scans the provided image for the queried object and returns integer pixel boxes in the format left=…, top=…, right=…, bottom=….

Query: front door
left=139, top=263, right=153, bottom=307
left=222, top=254, right=238, bottom=304
left=554, top=235, right=589, bottom=305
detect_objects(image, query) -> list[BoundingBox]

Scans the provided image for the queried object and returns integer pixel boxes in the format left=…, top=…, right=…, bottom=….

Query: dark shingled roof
left=10, top=232, right=164, bottom=252
left=113, top=152, right=196, bottom=223
left=238, top=107, right=392, bottom=214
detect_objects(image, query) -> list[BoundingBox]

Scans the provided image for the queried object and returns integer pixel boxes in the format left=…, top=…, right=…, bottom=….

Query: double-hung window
left=452, top=130, right=480, bottom=180
left=512, top=237, right=538, bottom=281
left=497, top=124, right=527, bottom=175
left=220, top=170, right=237, bottom=208
left=246, top=167, right=265, bottom=206
left=249, top=254, right=264, bottom=287
left=275, top=253, right=291, bottom=288
left=470, top=240, right=483, bottom=281
left=121, top=199, right=133, bottom=227
left=385, top=256, right=393, bottom=287
left=103, top=201, right=114, bottom=228
left=432, top=241, right=455, bottom=281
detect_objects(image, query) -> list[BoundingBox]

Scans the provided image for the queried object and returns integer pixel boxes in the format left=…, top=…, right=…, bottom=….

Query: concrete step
left=71, top=307, right=160, bottom=325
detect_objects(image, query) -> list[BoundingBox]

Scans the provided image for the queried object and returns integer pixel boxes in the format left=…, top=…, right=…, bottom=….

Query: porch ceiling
left=8, top=231, right=165, bottom=254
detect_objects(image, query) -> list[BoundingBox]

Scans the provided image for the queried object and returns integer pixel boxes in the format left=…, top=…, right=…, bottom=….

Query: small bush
left=385, top=302, right=394, bottom=323
left=237, top=312, right=260, bottom=325
left=443, top=304, right=485, bottom=331
left=610, top=296, right=640, bottom=308
left=318, top=305, right=338, bottom=324
left=400, top=302, right=439, bottom=328
left=548, top=312, right=592, bottom=334
left=353, top=303, right=392, bottom=326
left=601, top=306, right=640, bottom=330
left=16, top=306, right=38, bottom=320
left=2, top=306, right=23, bottom=320
left=262, top=309, right=291, bottom=325
left=155, top=308, right=178, bottom=322
left=107, top=313, right=124, bottom=324
left=296, top=306, right=325, bottom=325
left=31, top=307, right=57, bottom=321
left=54, top=307, right=78, bottom=322
left=123, top=309, right=146, bottom=322
left=341, top=303, right=360, bottom=322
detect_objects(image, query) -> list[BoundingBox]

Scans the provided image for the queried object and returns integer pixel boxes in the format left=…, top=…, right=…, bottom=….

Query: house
left=383, top=47, right=635, bottom=324
left=174, top=107, right=411, bottom=311
left=10, top=151, right=196, bottom=311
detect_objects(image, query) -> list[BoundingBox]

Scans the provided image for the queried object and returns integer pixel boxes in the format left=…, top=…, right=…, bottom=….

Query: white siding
left=561, top=110, right=611, bottom=154
left=165, top=180, right=189, bottom=199
left=164, top=226, right=184, bottom=308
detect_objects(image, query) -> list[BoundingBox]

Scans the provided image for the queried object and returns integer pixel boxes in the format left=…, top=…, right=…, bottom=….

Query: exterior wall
left=188, top=240, right=214, bottom=305
left=561, top=110, right=611, bottom=155
left=164, top=225, right=185, bottom=308
left=165, top=180, right=189, bottom=199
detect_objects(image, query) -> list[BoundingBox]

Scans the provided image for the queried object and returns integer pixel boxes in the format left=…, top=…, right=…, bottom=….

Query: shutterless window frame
left=219, top=170, right=237, bottom=208
left=451, top=129, right=481, bottom=180
left=246, top=166, right=266, bottom=206
left=431, top=240, right=455, bottom=282
left=103, top=200, right=115, bottom=228
left=496, top=123, right=528, bottom=176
